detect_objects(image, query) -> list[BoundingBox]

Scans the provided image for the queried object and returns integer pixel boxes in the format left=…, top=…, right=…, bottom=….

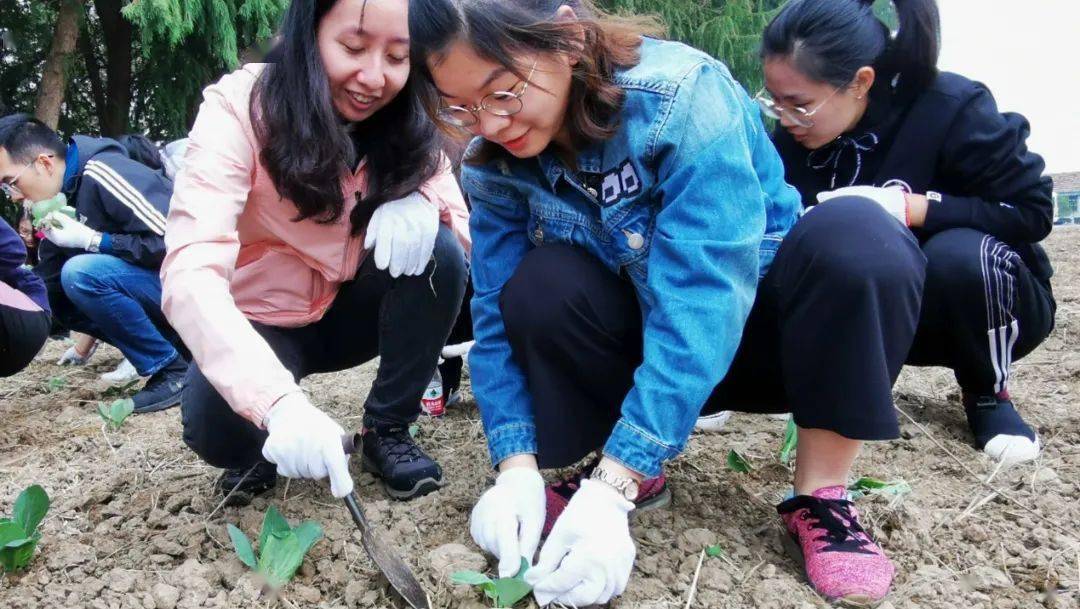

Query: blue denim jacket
left=461, top=38, right=802, bottom=477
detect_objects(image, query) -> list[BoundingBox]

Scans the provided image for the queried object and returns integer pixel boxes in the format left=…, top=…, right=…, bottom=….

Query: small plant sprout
left=30, top=193, right=77, bottom=229
left=227, top=506, right=323, bottom=591
left=45, top=376, right=67, bottom=393
left=847, top=477, right=911, bottom=500
left=97, top=398, right=134, bottom=431
left=726, top=449, right=752, bottom=474
left=451, top=557, right=532, bottom=608
left=778, top=416, right=798, bottom=465
left=705, top=544, right=725, bottom=558
left=0, top=485, right=50, bottom=573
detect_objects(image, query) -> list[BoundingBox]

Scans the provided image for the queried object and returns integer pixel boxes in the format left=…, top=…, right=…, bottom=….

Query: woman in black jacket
left=759, top=0, right=1054, bottom=469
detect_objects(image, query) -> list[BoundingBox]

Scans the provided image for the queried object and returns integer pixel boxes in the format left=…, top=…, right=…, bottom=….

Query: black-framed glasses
left=437, top=60, right=538, bottom=128
left=753, top=88, right=840, bottom=129
left=0, top=155, right=51, bottom=199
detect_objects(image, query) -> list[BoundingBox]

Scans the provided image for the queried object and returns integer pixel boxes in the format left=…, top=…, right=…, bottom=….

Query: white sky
left=937, top=0, right=1080, bottom=174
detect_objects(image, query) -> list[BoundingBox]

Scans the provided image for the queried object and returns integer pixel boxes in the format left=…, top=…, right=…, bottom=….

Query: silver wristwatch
left=590, top=464, right=639, bottom=501
left=87, top=232, right=103, bottom=253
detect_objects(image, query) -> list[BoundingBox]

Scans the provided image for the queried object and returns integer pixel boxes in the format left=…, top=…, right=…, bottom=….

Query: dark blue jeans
left=58, top=254, right=183, bottom=376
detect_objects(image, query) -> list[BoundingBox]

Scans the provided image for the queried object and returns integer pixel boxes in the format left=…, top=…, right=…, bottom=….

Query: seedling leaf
left=451, top=570, right=493, bottom=586
left=408, top=424, right=420, bottom=438
left=493, top=557, right=532, bottom=607
left=227, top=524, right=257, bottom=569
left=779, top=416, right=798, bottom=465
left=291, top=521, right=323, bottom=555
left=259, top=505, right=291, bottom=551
left=0, top=522, right=39, bottom=572
left=848, top=476, right=911, bottom=499
left=98, top=399, right=135, bottom=430
left=46, top=377, right=67, bottom=392
left=705, top=544, right=725, bottom=558
left=257, top=530, right=304, bottom=590
left=14, top=485, right=49, bottom=537
left=30, top=194, right=76, bottom=229
left=726, top=449, right=752, bottom=474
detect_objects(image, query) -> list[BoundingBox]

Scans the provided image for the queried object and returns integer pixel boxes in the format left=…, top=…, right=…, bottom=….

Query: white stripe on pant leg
left=988, top=327, right=1004, bottom=394
left=981, top=236, right=993, bottom=332
left=1003, top=319, right=1019, bottom=391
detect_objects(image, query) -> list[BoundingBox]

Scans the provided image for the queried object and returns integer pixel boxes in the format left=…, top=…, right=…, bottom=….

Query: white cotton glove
left=41, top=212, right=100, bottom=250
left=261, top=393, right=354, bottom=498
left=470, top=467, right=546, bottom=578
left=363, top=192, right=440, bottom=278
left=816, top=185, right=909, bottom=226
left=57, top=340, right=98, bottom=366
left=526, top=479, right=635, bottom=607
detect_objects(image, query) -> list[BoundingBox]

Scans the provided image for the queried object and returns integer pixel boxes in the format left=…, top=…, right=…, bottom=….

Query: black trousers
left=499, top=197, right=927, bottom=468
left=0, top=302, right=50, bottom=377
left=181, top=225, right=468, bottom=470
left=906, top=228, right=1055, bottom=396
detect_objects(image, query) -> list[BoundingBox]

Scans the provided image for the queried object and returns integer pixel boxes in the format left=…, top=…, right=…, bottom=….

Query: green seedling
left=0, top=485, right=50, bottom=572
left=29, top=193, right=77, bottom=229
left=97, top=398, right=134, bottom=430
left=408, top=424, right=420, bottom=439
left=227, top=506, right=323, bottom=590
left=45, top=376, right=67, bottom=393
left=778, top=416, right=798, bottom=465
left=726, top=449, right=752, bottom=474
left=847, top=477, right=911, bottom=499
left=705, top=544, right=726, bottom=558
left=451, top=557, right=532, bottom=608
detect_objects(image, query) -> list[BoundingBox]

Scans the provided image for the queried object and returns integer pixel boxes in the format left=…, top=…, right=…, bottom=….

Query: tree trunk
left=34, top=0, right=84, bottom=129
left=94, top=0, right=132, bottom=136
left=78, top=16, right=108, bottom=131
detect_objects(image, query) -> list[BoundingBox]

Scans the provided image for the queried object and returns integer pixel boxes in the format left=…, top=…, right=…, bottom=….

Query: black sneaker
left=963, top=392, right=1040, bottom=463
left=360, top=427, right=443, bottom=500
left=217, top=461, right=278, bottom=507
left=132, top=356, right=187, bottom=413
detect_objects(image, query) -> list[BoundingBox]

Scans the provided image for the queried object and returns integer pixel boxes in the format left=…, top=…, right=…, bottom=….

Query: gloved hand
left=363, top=192, right=439, bottom=278
left=817, top=185, right=909, bottom=226
left=470, top=467, right=545, bottom=578
left=526, top=479, right=635, bottom=607
left=57, top=339, right=98, bottom=366
left=41, top=212, right=100, bottom=249
left=261, top=393, right=354, bottom=498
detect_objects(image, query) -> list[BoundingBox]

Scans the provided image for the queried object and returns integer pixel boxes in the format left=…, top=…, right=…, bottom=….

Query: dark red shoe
left=542, top=458, right=670, bottom=538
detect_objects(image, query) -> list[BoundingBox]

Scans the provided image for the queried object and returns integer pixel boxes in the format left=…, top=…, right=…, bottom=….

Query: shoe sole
left=360, top=454, right=444, bottom=501
left=132, top=393, right=182, bottom=414
left=779, top=531, right=884, bottom=608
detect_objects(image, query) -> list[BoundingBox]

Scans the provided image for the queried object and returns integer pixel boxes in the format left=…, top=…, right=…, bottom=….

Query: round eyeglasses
left=438, top=61, right=538, bottom=128
left=753, top=88, right=841, bottom=129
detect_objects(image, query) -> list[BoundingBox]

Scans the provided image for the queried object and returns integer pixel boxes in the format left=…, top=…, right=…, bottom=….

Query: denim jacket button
left=625, top=231, right=645, bottom=250
left=533, top=227, right=544, bottom=243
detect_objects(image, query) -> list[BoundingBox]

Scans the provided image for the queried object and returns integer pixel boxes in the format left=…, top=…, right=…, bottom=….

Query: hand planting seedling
left=29, top=193, right=77, bottom=230
left=451, top=557, right=532, bottom=608
left=0, top=485, right=50, bottom=573
left=97, top=398, right=134, bottom=431
left=847, top=477, right=911, bottom=499
left=778, top=416, right=797, bottom=465
left=726, top=449, right=752, bottom=474
left=227, top=506, right=323, bottom=591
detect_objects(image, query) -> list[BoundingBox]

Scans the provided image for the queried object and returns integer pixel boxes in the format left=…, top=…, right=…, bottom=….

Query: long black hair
left=761, top=0, right=940, bottom=98
left=252, top=0, right=444, bottom=234
left=116, top=134, right=164, bottom=171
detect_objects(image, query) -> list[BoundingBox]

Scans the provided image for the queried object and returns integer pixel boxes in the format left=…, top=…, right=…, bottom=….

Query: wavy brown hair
left=408, top=0, right=664, bottom=164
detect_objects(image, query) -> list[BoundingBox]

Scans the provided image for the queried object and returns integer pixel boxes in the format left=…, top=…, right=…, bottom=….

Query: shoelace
left=377, top=429, right=426, bottom=463
left=788, top=496, right=877, bottom=555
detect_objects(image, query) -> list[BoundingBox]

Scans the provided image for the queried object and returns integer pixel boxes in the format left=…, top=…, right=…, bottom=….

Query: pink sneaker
left=778, top=486, right=895, bottom=605
left=542, top=459, right=670, bottom=538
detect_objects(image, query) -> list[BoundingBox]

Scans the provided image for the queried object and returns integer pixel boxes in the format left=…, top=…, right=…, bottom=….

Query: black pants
left=499, top=197, right=927, bottom=468
left=906, top=228, right=1055, bottom=396
left=0, top=302, right=50, bottom=377
left=181, top=225, right=468, bottom=470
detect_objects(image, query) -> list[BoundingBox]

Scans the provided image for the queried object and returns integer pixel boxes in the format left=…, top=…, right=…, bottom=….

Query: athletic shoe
left=101, top=358, right=140, bottom=385
left=131, top=356, right=187, bottom=413
left=360, top=427, right=444, bottom=500
left=542, top=458, right=671, bottom=538
left=217, top=461, right=278, bottom=507
left=963, top=392, right=1040, bottom=464
left=778, top=486, right=894, bottom=605
left=694, top=410, right=733, bottom=432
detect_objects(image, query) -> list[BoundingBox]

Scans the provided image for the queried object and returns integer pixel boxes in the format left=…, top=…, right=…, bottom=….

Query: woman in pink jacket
left=161, top=0, right=471, bottom=505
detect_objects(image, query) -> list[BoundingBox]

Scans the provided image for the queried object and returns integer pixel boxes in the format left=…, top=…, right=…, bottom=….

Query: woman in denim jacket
left=412, top=0, right=925, bottom=605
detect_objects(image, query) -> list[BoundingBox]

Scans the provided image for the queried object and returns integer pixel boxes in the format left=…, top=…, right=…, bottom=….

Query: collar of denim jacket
left=536, top=141, right=605, bottom=192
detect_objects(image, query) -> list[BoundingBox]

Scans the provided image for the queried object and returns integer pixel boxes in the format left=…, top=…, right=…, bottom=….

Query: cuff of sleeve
left=98, top=233, right=113, bottom=254
left=602, top=419, right=680, bottom=479
left=248, top=386, right=304, bottom=429
left=922, top=193, right=971, bottom=234
left=486, top=422, right=538, bottom=469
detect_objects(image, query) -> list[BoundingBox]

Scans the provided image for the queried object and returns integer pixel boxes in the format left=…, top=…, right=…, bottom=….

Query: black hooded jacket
left=774, top=71, right=1054, bottom=286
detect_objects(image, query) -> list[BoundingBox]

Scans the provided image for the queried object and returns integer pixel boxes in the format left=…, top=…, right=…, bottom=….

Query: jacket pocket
left=230, top=247, right=320, bottom=321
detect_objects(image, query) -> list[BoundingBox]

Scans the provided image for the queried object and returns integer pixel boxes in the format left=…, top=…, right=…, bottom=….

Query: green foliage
left=227, top=506, right=323, bottom=590
left=726, top=449, right=752, bottom=474
left=778, top=415, right=797, bottom=465
left=30, top=193, right=76, bottom=229
left=0, top=485, right=50, bottom=573
left=847, top=476, right=911, bottom=499
left=705, top=544, right=725, bottom=558
left=97, top=398, right=135, bottom=430
left=596, top=0, right=786, bottom=94
left=45, top=376, right=67, bottom=393
left=451, top=557, right=533, bottom=608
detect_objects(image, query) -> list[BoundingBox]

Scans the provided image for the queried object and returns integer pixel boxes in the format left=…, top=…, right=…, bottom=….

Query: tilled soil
left=1, top=228, right=1077, bottom=609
